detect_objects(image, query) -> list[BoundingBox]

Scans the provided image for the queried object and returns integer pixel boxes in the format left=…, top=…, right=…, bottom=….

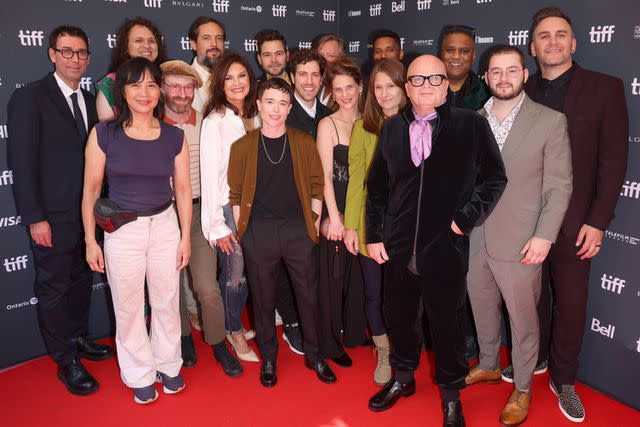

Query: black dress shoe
left=369, top=379, right=416, bottom=412
left=57, top=358, right=99, bottom=395
left=260, top=361, right=277, bottom=387
left=463, top=336, right=478, bottom=362
left=75, top=337, right=114, bottom=361
left=305, top=359, right=336, bottom=383
left=181, top=334, right=197, bottom=367
left=442, top=400, right=466, bottom=427
left=331, top=352, right=352, bottom=367
left=212, top=342, right=243, bottom=377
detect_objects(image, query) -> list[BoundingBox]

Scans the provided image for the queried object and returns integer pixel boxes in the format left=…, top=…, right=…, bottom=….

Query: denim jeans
left=216, top=204, right=249, bottom=333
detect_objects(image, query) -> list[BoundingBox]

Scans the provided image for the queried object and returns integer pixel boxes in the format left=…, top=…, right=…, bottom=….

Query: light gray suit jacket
left=469, top=94, right=573, bottom=262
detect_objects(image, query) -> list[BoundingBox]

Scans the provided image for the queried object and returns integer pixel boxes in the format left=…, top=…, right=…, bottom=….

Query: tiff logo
left=620, top=181, right=640, bottom=198
left=0, top=170, right=13, bottom=186
left=180, top=36, right=191, bottom=50
left=477, top=0, right=491, bottom=2
left=600, top=274, right=626, bottom=294
left=369, top=3, right=382, bottom=16
left=298, top=41, right=311, bottom=50
left=244, top=39, right=258, bottom=52
left=0, top=216, right=21, bottom=227
left=0, top=124, right=7, bottom=139
left=80, top=77, right=92, bottom=91
left=18, top=30, right=45, bottom=47
left=508, top=30, right=529, bottom=46
left=272, top=4, right=286, bottom=17
left=212, top=0, right=229, bottom=13
left=637, top=338, right=640, bottom=353
left=107, top=34, right=116, bottom=48
left=631, top=77, right=640, bottom=95
left=590, top=25, right=615, bottom=43
left=349, top=41, right=360, bottom=53
left=591, top=317, right=615, bottom=339
left=144, top=0, right=162, bottom=7
left=417, top=0, right=432, bottom=10
left=392, top=1, right=405, bottom=12
left=4, top=255, right=28, bottom=272
left=323, top=9, right=336, bottom=21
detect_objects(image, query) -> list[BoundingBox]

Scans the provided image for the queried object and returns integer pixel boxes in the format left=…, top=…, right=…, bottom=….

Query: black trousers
left=29, top=222, right=92, bottom=366
left=536, top=231, right=591, bottom=385
left=275, top=263, right=300, bottom=326
left=384, top=255, right=469, bottom=390
left=241, top=217, right=320, bottom=362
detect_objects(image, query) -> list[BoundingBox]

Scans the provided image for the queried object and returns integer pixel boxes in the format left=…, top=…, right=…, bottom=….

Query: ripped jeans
left=216, top=204, right=249, bottom=334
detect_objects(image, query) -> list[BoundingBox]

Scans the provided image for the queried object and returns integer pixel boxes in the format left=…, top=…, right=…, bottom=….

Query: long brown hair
left=362, top=59, right=406, bottom=135
left=108, top=17, right=167, bottom=73
left=202, top=52, right=258, bottom=119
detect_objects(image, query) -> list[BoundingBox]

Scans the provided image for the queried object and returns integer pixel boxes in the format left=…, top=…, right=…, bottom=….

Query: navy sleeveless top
left=96, top=120, right=184, bottom=211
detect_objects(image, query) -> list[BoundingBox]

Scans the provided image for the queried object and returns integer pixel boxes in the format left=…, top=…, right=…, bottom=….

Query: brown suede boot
left=465, top=365, right=502, bottom=385
left=372, top=334, right=391, bottom=386
left=500, top=388, right=531, bottom=426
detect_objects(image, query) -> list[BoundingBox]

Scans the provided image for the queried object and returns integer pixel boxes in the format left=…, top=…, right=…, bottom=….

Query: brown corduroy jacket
left=228, top=127, right=324, bottom=243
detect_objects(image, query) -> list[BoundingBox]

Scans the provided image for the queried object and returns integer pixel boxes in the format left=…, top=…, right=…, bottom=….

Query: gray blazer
left=470, top=94, right=573, bottom=262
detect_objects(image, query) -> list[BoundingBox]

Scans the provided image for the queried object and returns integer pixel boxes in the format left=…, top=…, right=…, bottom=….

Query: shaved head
left=405, top=55, right=449, bottom=114
left=407, top=54, right=447, bottom=77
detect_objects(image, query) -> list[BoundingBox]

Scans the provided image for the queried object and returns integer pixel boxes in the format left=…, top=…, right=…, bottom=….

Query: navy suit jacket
left=7, top=73, right=98, bottom=225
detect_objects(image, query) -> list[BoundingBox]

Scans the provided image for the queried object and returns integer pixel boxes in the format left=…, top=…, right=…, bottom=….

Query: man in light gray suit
left=464, top=45, right=572, bottom=427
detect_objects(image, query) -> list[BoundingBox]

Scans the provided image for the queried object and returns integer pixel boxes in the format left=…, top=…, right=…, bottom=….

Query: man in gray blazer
left=464, top=45, right=572, bottom=427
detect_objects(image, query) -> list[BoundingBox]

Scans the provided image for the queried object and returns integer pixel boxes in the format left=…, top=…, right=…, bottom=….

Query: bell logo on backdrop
left=298, top=41, right=311, bottom=50
left=3, top=255, right=28, bottom=272
left=0, top=216, right=21, bottom=228
left=589, top=25, right=615, bottom=43
left=0, top=170, right=13, bottom=186
left=107, top=34, right=116, bottom=49
left=620, top=180, right=640, bottom=199
left=631, top=77, right=640, bottom=95
left=600, top=274, right=626, bottom=295
left=272, top=4, right=286, bottom=17
left=323, top=10, right=336, bottom=22
left=508, top=30, right=529, bottom=46
left=0, top=124, right=8, bottom=139
left=144, top=0, right=162, bottom=7
left=180, top=36, right=191, bottom=50
left=244, top=39, right=257, bottom=52
left=212, top=0, right=230, bottom=13
left=417, top=0, right=431, bottom=10
left=369, top=3, right=382, bottom=16
left=391, top=1, right=405, bottom=13
left=348, top=41, right=360, bottom=53
left=591, top=317, right=616, bottom=339
left=18, top=30, right=45, bottom=47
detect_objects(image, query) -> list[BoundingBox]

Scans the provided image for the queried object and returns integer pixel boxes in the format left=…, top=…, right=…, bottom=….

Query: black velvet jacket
left=285, top=96, right=333, bottom=140
left=365, top=101, right=507, bottom=274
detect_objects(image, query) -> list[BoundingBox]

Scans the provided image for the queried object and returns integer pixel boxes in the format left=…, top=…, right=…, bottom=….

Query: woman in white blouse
left=200, top=52, right=260, bottom=362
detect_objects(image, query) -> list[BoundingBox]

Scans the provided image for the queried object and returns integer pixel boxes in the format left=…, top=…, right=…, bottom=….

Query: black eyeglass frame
left=53, top=47, right=91, bottom=60
left=406, top=74, right=448, bottom=87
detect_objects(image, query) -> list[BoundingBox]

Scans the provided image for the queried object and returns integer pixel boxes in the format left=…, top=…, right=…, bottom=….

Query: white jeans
left=104, top=206, right=182, bottom=388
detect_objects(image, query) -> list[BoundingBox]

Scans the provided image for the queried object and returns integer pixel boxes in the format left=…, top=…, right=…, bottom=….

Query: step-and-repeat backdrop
left=0, top=0, right=637, bottom=410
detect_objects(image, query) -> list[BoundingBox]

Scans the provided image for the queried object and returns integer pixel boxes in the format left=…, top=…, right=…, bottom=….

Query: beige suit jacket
left=469, top=94, right=573, bottom=262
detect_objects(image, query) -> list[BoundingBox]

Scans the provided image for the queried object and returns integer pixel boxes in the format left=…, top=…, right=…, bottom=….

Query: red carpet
left=1, top=329, right=638, bottom=427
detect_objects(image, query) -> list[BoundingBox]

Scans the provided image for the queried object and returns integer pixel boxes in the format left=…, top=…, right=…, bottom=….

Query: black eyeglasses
left=407, top=74, right=447, bottom=87
left=53, top=47, right=90, bottom=60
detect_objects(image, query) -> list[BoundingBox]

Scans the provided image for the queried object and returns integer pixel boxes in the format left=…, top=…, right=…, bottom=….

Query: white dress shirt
left=200, top=107, right=260, bottom=242
left=192, top=58, right=211, bottom=113
left=294, top=92, right=317, bottom=118
left=54, top=72, right=88, bottom=132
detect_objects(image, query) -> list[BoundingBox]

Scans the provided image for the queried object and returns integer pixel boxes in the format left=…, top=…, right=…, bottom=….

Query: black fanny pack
left=94, top=199, right=172, bottom=233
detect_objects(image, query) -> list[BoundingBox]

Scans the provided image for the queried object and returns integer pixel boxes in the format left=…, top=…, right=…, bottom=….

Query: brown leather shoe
left=500, top=389, right=531, bottom=426
left=465, top=365, right=501, bottom=385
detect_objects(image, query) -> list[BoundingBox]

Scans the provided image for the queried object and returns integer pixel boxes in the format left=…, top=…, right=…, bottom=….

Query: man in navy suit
left=7, top=25, right=113, bottom=395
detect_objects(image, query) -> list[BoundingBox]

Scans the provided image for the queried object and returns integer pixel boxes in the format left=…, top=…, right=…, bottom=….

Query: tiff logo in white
left=591, top=317, right=615, bottom=339
left=144, top=0, right=162, bottom=7
left=244, top=39, right=258, bottom=52
left=392, top=1, right=405, bottom=12
left=79, top=77, right=92, bottom=91
left=323, top=9, right=336, bottom=21
left=349, top=41, right=360, bottom=53
left=4, top=255, right=28, bottom=272
left=212, top=0, right=230, bottom=13
left=272, top=4, right=286, bottom=17
left=298, top=41, right=311, bottom=50
left=0, top=170, right=13, bottom=186
left=417, top=0, right=432, bottom=10
left=600, top=274, right=625, bottom=294
left=107, top=34, right=116, bottom=48
left=637, top=338, right=640, bottom=353
left=620, top=181, right=640, bottom=198
left=477, top=0, right=491, bottom=3
left=631, top=78, right=640, bottom=95
left=180, top=37, right=191, bottom=50
left=0, top=124, right=7, bottom=139
left=370, top=3, right=382, bottom=16
left=508, top=30, right=529, bottom=46
left=590, top=25, right=615, bottom=43
left=18, top=30, right=44, bottom=47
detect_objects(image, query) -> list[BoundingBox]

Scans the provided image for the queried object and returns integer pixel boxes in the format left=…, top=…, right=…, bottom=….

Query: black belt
left=192, top=197, right=200, bottom=205
left=138, top=200, right=173, bottom=217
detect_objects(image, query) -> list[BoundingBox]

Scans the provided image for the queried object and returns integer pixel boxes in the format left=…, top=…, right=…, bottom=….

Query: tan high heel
left=226, top=333, right=259, bottom=363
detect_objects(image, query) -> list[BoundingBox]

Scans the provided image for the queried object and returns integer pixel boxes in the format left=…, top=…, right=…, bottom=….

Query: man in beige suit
left=464, top=45, right=572, bottom=427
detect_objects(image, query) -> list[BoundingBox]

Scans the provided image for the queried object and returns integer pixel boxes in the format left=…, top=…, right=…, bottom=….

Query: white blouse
left=200, top=106, right=260, bottom=243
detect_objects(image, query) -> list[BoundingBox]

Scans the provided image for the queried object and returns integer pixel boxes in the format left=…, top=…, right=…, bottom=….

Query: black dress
left=317, top=122, right=368, bottom=359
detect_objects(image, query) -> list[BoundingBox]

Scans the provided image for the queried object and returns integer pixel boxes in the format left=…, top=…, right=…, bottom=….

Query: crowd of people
left=6, top=6, right=629, bottom=427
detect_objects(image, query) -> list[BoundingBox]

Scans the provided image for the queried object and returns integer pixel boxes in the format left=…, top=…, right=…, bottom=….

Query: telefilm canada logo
left=413, top=39, right=434, bottom=47
left=605, top=230, right=640, bottom=246
left=442, top=0, right=460, bottom=5
left=296, top=10, right=315, bottom=18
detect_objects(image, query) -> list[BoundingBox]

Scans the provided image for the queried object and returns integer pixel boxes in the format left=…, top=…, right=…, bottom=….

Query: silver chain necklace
left=260, top=132, right=287, bottom=165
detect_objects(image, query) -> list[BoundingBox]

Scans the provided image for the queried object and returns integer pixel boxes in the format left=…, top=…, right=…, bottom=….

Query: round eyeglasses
left=407, top=74, right=447, bottom=87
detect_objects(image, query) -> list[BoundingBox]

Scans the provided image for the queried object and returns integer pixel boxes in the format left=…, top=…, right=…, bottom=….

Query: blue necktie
left=70, top=92, right=87, bottom=140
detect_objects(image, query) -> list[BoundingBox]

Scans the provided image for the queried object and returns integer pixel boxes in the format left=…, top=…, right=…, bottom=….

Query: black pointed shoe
left=212, top=342, right=243, bottom=377
left=260, top=361, right=277, bottom=387
left=57, top=358, right=99, bottom=395
left=368, top=379, right=416, bottom=412
left=331, top=352, right=353, bottom=367
left=75, top=337, right=114, bottom=361
left=442, top=400, right=466, bottom=427
left=181, top=334, right=197, bottom=367
left=305, top=359, right=337, bottom=383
